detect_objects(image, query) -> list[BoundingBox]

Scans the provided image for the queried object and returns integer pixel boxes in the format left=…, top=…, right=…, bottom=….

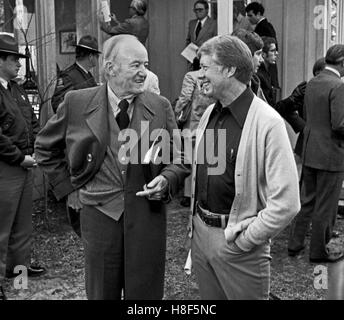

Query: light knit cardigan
left=190, top=95, right=301, bottom=252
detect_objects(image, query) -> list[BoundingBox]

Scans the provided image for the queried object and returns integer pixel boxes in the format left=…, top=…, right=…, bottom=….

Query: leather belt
left=197, top=204, right=229, bottom=229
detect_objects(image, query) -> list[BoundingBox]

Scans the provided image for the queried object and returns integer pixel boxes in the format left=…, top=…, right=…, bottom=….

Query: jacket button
left=87, top=154, right=93, bottom=162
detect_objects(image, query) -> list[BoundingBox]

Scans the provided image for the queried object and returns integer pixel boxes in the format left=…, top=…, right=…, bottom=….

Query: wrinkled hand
left=20, top=155, right=37, bottom=169
left=136, top=175, right=169, bottom=201
left=67, top=190, right=83, bottom=211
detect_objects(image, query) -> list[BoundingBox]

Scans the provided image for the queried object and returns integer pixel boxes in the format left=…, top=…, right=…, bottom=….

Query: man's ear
left=105, top=61, right=116, bottom=76
left=226, top=66, right=236, bottom=78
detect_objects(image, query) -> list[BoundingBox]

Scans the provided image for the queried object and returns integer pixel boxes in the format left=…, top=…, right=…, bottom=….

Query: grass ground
left=3, top=194, right=344, bottom=300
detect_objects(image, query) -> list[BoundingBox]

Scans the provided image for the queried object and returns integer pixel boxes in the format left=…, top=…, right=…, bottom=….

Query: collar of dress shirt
left=215, top=87, right=254, bottom=129
left=76, top=62, right=89, bottom=75
left=325, top=66, right=341, bottom=78
left=199, top=16, right=208, bottom=27
left=107, top=83, right=135, bottom=119
left=0, top=77, right=9, bottom=89
left=257, top=17, right=266, bottom=25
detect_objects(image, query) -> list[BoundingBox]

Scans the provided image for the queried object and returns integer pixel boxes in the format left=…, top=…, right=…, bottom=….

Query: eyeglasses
left=194, top=8, right=205, bottom=12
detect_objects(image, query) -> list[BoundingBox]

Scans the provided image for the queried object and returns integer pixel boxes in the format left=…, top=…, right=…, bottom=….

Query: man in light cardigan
left=189, top=35, right=300, bottom=300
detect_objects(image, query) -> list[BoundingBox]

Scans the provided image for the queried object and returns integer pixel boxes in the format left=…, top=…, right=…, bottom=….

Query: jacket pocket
left=0, top=113, right=15, bottom=132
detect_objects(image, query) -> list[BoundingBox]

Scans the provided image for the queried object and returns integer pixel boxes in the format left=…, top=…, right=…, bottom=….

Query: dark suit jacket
left=302, top=69, right=344, bottom=171
left=274, top=81, right=307, bottom=157
left=186, top=17, right=217, bottom=47
left=101, top=15, right=149, bottom=45
left=255, top=18, right=276, bottom=40
left=35, top=84, right=190, bottom=299
left=51, top=63, right=97, bottom=113
left=0, top=82, right=40, bottom=165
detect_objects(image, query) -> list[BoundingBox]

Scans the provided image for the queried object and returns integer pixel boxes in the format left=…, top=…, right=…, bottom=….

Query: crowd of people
left=1, top=0, right=344, bottom=300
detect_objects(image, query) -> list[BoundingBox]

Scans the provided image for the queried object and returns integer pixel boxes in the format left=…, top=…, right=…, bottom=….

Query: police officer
left=51, top=35, right=101, bottom=113
left=0, top=35, right=45, bottom=300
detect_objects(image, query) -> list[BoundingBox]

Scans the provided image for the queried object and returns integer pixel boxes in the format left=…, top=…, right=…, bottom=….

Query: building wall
left=55, top=0, right=76, bottom=70
left=147, top=0, right=196, bottom=102
left=261, top=0, right=325, bottom=98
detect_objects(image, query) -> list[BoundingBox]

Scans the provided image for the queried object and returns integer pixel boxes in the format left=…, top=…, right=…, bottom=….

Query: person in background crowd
left=245, top=1, right=279, bottom=98
left=51, top=35, right=100, bottom=113
left=189, top=35, right=300, bottom=299
left=99, top=0, right=149, bottom=46
left=0, top=35, right=46, bottom=301
left=288, top=45, right=344, bottom=263
left=257, top=36, right=279, bottom=106
left=186, top=0, right=217, bottom=71
left=144, top=69, right=160, bottom=95
left=274, top=58, right=326, bottom=158
left=174, top=66, right=214, bottom=208
left=35, top=34, right=189, bottom=300
left=232, top=28, right=265, bottom=101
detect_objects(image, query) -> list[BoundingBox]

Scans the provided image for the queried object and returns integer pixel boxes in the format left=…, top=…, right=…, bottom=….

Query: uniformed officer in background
left=51, top=35, right=101, bottom=113
left=51, top=35, right=101, bottom=237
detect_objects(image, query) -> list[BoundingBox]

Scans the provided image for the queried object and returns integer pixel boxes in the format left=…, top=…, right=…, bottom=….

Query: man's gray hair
left=198, top=35, right=254, bottom=85
left=130, top=0, right=147, bottom=16
left=101, top=34, right=139, bottom=81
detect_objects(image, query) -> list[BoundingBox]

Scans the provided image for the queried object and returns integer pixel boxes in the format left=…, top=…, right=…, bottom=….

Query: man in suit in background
left=257, top=36, right=278, bottom=106
left=288, top=45, right=344, bottom=263
left=99, top=0, right=149, bottom=46
left=35, top=34, right=189, bottom=300
left=51, top=35, right=100, bottom=113
left=245, top=2, right=279, bottom=97
left=186, top=0, right=217, bottom=70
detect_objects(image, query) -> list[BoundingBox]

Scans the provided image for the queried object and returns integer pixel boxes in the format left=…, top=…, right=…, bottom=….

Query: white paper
left=181, top=43, right=199, bottom=63
left=184, top=250, right=192, bottom=275
left=101, top=1, right=111, bottom=22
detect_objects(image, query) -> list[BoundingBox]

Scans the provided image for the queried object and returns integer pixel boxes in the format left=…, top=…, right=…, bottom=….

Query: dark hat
left=75, top=35, right=101, bottom=54
left=325, top=44, right=344, bottom=65
left=0, top=34, right=28, bottom=58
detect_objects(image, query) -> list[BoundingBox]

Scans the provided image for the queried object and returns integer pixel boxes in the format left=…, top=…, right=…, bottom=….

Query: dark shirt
left=196, top=88, right=254, bottom=214
left=257, top=63, right=276, bottom=106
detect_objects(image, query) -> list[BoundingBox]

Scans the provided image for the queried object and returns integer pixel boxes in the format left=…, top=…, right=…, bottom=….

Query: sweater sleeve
left=235, top=119, right=301, bottom=252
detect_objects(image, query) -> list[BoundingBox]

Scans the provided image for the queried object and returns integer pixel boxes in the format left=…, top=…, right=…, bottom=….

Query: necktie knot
left=116, top=99, right=130, bottom=130
left=118, top=99, right=129, bottom=112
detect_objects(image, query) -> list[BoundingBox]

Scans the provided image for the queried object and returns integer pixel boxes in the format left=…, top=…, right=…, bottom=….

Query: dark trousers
left=81, top=205, right=124, bottom=300
left=0, top=162, right=33, bottom=282
left=288, top=166, right=344, bottom=259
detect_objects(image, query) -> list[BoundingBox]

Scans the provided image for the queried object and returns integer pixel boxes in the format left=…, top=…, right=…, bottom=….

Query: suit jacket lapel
left=197, top=17, right=210, bottom=42
left=84, top=84, right=109, bottom=146
left=130, top=93, right=155, bottom=149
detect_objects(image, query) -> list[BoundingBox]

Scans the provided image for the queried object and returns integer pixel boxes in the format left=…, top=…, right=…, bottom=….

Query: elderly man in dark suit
left=35, top=34, right=189, bottom=300
left=99, top=0, right=149, bottom=45
left=288, top=45, right=344, bottom=263
left=186, top=0, right=217, bottom=70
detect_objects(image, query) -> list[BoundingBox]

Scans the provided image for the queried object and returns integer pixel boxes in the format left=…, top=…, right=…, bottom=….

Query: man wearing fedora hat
left=0, top=34, right=45, bottom=300
left=51, top=35, right=101, bottom=113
